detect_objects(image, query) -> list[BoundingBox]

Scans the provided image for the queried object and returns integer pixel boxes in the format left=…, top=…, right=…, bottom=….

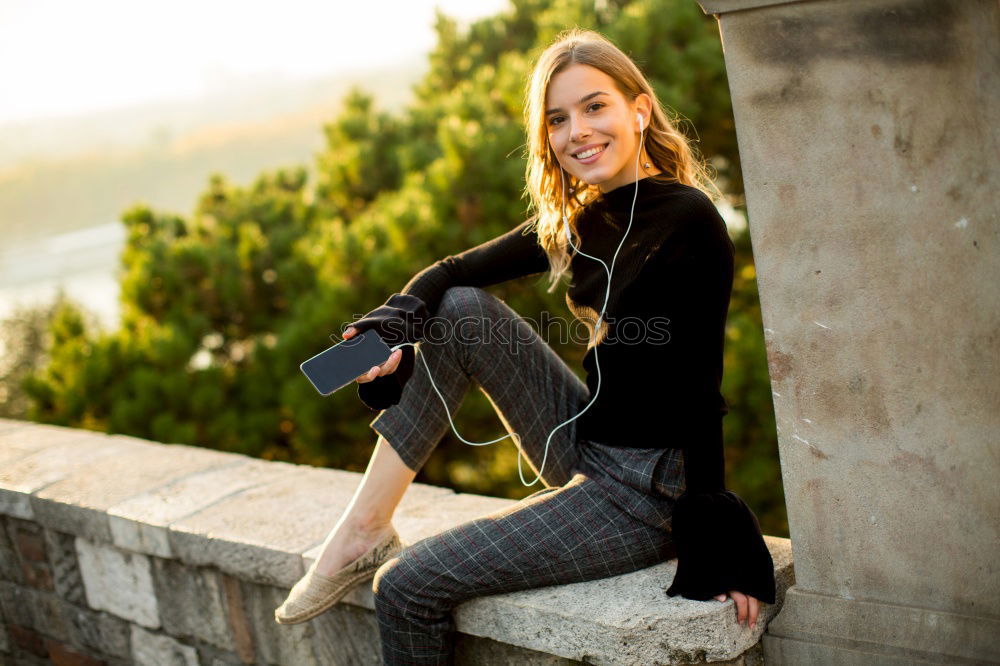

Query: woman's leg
left=311, top=435, right=415, bottom=576
left=369, top=284, right=591, bottom=485
left=313, top=285, right=590, bottom=575
left=372, top=473, right=675, bottom=664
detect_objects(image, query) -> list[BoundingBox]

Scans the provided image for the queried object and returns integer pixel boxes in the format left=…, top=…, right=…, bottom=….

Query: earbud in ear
left=636, top=113, right=643, bottom=131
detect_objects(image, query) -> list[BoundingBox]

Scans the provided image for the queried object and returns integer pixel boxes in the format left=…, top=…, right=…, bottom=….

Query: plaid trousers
left=367, top=286, right=686, bottom=665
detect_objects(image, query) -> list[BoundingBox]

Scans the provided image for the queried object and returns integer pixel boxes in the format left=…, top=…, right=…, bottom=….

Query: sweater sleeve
left=637, top=197, right=777, bottom=604
left=349, top=218, right=549, bottom=411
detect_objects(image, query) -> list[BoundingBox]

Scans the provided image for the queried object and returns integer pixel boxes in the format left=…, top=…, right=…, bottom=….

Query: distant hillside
left=0, top=58, right=426, bottom=246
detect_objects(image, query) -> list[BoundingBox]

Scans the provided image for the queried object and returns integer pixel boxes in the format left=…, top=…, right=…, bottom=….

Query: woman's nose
left=569, top=114, right=591, bottom=142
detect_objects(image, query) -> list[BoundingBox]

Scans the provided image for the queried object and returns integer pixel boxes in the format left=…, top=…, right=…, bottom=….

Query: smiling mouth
left=573, top=143, right=608, bottom=160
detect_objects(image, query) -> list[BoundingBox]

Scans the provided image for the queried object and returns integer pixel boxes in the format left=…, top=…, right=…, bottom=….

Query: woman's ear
left=635, top=93, right=653, bottom=131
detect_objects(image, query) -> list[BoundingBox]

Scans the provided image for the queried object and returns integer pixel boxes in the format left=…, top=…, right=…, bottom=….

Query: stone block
left=63, top=604, right=131, bottom=660
left=0, top=431, right=139, bottom=520
left=219, top=573, right=255, bottom=664
left=129, top=625, right=198, bottom=666
left=107, top=458, right=291, bottom=558
left=764, top=584, right=1000, bottom=664
left=0, top=421, right=85, bottom=469
left=151, top=558, right=233, bottom=652
left=32, top=442, right=240, bottom=543
left=44, top=528, right=86, bottom=605
left=239, top=579, right=318, bottom=665
left=75, top=537, right=159, bottom=629
left=0, top=580, right=128, bottom=658
left=0, top=581, right=129, bottom=663
left=0, top=585, right=67, bottom=644
left=6, top=518, right=53, bottom=592
left=447, top=537, right=792, bottom=665
left=0, top=516, right=22, bottom=584
left=309, top=603, right=384, bottom=665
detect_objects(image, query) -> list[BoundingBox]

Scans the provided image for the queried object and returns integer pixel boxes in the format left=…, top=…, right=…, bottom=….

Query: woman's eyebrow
left=546, top=91, right=609, bottom=117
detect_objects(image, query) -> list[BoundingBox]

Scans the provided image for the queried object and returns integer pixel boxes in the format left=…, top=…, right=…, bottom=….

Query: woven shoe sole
left=274, top=527, right=405, bottom=625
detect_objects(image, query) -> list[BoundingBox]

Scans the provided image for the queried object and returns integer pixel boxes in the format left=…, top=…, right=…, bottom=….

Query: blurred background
left=0, top=0, right=787, bottom=536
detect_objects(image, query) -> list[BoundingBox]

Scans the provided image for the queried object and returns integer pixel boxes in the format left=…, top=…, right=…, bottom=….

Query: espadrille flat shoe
left=274, top=526, right=404, bottom=625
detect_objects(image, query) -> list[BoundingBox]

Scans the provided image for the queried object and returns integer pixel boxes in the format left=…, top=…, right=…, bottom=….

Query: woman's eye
left=549, top=103, right=603, bottom=127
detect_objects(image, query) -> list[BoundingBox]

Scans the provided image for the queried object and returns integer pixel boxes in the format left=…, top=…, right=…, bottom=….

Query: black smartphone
left=300, top=330, right=394, bottom=396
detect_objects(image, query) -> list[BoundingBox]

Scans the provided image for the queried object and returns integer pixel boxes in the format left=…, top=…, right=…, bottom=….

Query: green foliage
left=21, top=0, right=786, bottom=535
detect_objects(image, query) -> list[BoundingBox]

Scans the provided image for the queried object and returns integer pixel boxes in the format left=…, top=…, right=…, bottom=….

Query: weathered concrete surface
left=0, top=428, right=137, bottom=520
left=698, top=0, right=1000, bottom=663
left=107, top=458, right=293, bottom=558
left=32, top=441, right=242, bottom=543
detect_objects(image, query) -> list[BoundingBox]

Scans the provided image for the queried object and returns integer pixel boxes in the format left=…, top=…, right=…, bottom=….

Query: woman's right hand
left=343, top=326, right=405, bottom=383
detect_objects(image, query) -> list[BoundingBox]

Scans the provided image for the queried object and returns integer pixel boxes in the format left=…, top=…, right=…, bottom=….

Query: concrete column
left=696, top=0, right=999, bottom=662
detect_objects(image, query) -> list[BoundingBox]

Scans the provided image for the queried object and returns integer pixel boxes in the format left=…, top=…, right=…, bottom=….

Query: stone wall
left=0, top=418, right=793, bottom=664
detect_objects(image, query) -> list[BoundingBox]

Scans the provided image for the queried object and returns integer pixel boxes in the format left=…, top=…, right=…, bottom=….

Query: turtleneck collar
left=591, top=175, right=682, bottom=214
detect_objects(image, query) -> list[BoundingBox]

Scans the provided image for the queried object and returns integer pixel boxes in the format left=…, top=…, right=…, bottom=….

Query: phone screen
left=299, top=331, right=394, bottom=396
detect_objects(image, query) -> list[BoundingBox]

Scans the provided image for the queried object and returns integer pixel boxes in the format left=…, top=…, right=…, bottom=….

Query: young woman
left=275, top=28, right=776, bottom=662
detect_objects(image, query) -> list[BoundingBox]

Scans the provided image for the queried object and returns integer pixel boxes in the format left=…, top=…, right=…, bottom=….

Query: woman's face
left=545, top=63, right=650, bottom=194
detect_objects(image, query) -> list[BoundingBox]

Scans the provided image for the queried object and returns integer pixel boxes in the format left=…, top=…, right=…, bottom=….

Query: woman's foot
left=314, top=517, right=397, bottom=577
left=275, top=523, right=403, bottom=625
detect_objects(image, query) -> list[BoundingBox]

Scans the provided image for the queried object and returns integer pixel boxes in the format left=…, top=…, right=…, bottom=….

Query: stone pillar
left=696, top=0, right=999, bottom=663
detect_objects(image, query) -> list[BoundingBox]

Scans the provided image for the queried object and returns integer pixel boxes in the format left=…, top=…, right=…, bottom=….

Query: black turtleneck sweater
left=345, top=175, right=776, bottom=604
left=353, top=176, right=732, bottom=487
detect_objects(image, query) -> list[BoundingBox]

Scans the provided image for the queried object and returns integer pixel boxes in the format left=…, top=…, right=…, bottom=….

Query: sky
left=0, top=0, right=509, bottom=125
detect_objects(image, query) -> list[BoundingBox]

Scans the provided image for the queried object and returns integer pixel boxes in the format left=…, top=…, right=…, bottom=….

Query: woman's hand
left=714, top=590, right=760, bottom=629
left=343, top=326, right=404, bottom=383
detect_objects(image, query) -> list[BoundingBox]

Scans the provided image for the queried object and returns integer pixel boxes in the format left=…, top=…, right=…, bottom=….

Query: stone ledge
left=0, top=418, right=793, bottom=664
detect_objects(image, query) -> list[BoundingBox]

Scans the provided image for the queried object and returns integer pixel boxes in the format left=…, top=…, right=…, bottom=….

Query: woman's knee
left=435, top=286, right=523, bottom=345
left=436, top=285, right=490, bottom=322
left=373, top=553, right=449, bottom=614
left=372, top=556, right=410, bottom=608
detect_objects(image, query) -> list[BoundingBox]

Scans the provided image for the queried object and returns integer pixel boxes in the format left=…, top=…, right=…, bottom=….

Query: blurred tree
left=0, top=293, right=100, bottom=420
left=22, top=0, right=785, bottom=535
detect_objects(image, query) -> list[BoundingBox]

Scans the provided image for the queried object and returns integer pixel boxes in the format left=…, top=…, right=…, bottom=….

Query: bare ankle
left=345, top=508, right=392, bottom=533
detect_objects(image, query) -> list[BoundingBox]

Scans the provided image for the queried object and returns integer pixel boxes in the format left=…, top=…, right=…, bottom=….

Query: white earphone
left=390, top=111, right=646, bottom=487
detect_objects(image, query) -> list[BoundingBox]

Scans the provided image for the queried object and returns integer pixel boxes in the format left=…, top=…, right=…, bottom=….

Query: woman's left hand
left=714, top=590, right=759, bottom=629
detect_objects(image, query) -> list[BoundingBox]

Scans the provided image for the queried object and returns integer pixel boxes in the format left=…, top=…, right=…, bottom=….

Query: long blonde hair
left=522, top=28, right=723, bottom=293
